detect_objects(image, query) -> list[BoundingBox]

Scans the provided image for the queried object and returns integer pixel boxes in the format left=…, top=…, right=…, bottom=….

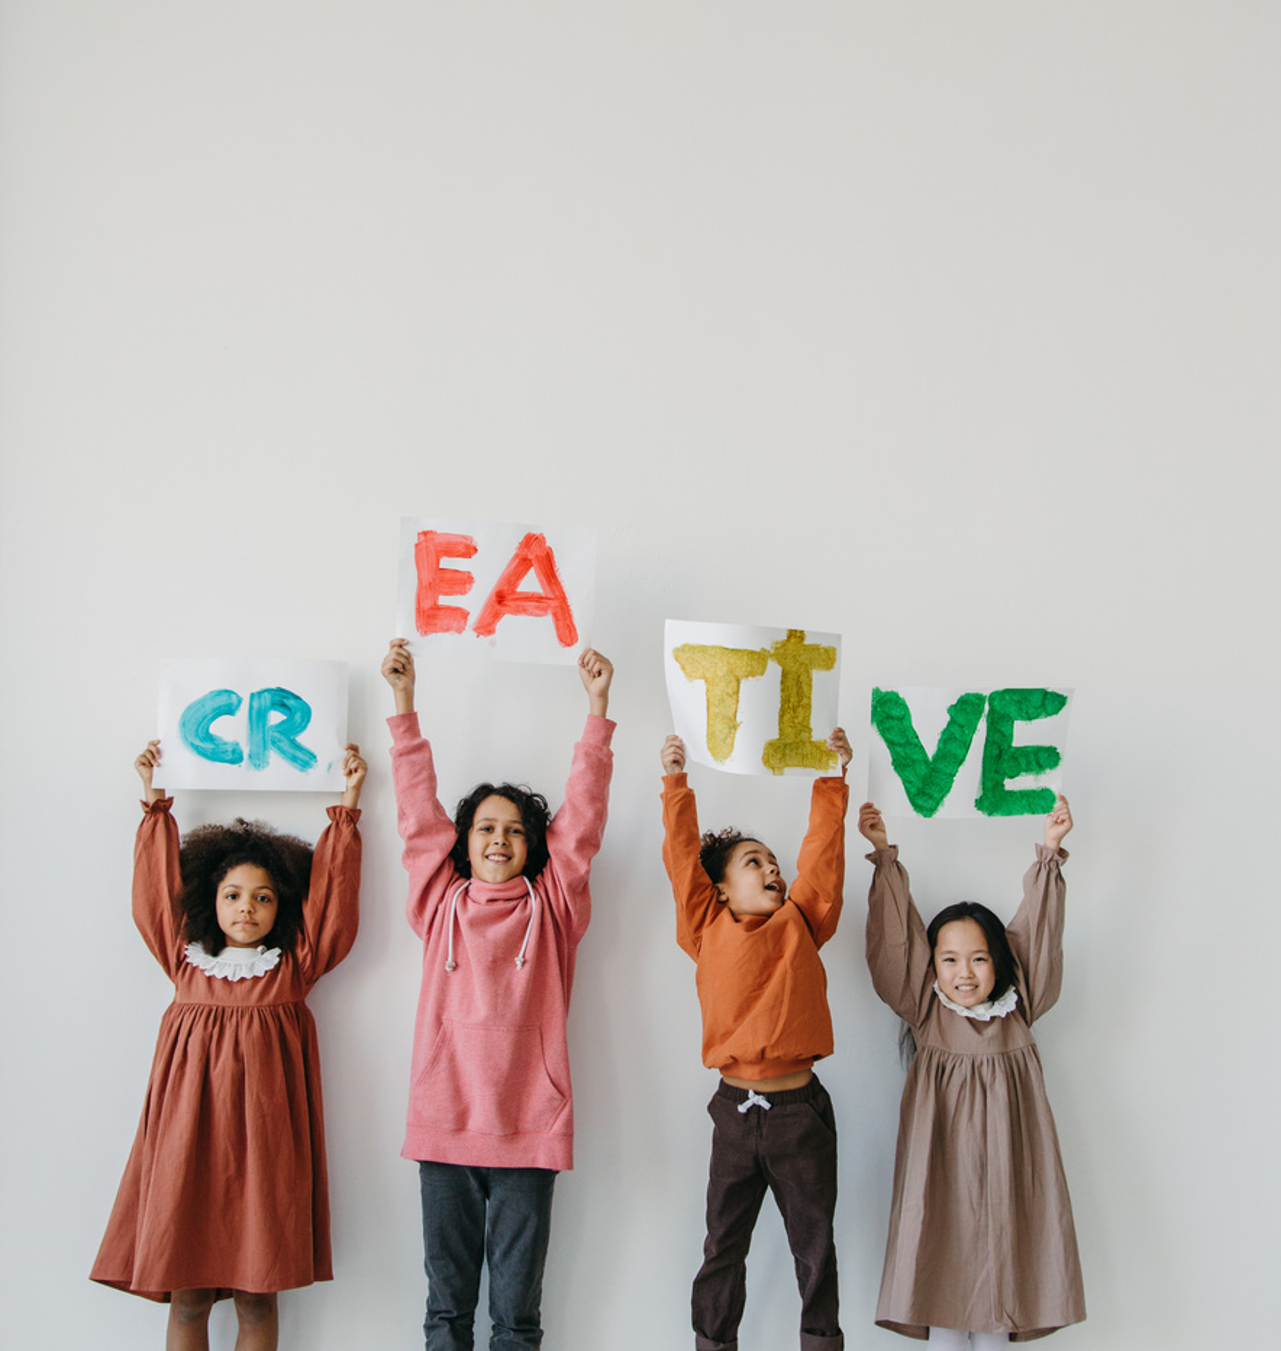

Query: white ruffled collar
left=933, top=981, right=1019, bottom=1021
left=184, top=941, right=281, bottom=981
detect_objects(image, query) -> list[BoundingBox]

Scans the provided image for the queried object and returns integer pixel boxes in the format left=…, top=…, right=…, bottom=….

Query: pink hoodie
left=390, top=711, right=614, bottom=1170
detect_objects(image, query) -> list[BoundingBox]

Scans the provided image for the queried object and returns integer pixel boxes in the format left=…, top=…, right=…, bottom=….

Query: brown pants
left=692, top=1077, right=843, bottom=1351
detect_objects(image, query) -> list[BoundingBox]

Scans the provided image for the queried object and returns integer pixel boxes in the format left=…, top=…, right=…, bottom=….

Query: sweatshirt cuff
left=387, top=711, right=421, bottom=740
left=866, top=844, right=899, bottom=863
left=582, top=713, right=616, bottom=746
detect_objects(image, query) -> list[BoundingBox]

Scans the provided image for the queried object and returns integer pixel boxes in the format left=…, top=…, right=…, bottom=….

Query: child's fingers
left=381, top=640, right=414, bottom=679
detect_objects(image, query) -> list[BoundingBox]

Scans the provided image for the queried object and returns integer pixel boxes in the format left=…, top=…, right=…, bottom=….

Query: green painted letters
left=976, top=687, right=1067, bottom=816
left=870, top=688, right=986, bottom=816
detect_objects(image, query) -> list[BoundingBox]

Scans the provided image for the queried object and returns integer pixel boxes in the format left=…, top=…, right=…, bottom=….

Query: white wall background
left=1, top=3, right=1277, bottom=1348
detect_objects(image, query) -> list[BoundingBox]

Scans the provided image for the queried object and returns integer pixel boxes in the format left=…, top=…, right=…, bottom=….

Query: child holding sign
left=858, top=797, right=1085, bottom=1347
left=91, top=739, right=365, bottom=1350
left=660, top=729, right=851, bottom=1351
left=382, top=639, right=615, bottom=1351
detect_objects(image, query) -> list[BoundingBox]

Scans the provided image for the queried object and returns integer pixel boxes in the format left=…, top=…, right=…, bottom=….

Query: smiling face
left=467, top=794, right=529, bottom=884
left=716, top=840, right=787, bottom=918
left=933, top=917, right=997, bottom=1007
left=215, top=864, right=279, bottom=949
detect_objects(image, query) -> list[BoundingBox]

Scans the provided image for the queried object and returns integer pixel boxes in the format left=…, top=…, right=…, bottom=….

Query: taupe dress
left=865, top=845, right=1085, bottom=1341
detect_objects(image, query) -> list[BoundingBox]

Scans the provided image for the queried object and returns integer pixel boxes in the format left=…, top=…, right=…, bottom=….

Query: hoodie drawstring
left=444, top=878, right=537, bottom=973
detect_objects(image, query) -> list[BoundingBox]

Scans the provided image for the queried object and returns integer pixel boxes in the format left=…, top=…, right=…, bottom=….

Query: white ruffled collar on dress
left=184, top=941, right=281, bottom=981
left=932, top=981, right=1019, bottom=1021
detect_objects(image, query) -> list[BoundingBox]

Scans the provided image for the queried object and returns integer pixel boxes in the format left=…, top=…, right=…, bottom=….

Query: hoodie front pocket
left=412, top=1020, right=568, bottom=1136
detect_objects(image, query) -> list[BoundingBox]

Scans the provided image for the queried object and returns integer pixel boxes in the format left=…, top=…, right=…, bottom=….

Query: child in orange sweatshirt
left=660, top=729, right=851, bottom=1351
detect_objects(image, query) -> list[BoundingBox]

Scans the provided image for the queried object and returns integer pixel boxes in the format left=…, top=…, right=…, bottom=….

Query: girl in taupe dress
left=859, top=797, right=1085, bottom=1348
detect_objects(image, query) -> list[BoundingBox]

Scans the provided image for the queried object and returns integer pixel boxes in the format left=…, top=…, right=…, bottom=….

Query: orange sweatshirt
left=661, top=774, right=848, bottom=1081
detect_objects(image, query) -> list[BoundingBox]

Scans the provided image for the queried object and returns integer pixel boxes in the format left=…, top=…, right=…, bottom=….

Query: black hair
left=178, top=819, right=313, bottom=956
left=899, top=901, right=1019, bottom=1065
left=698, top=828, right=762, bottom=887
left=450, top=783, right=552, bottom=880
left=926, top=901, right=1018, bottom=1002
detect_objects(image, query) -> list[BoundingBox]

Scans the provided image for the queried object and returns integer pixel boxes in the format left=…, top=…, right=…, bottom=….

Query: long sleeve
left=388, top=711, right=463, bottom=937
left=544, top=714, right=616, bottom=901
left=132, top=797, right=183, bottom=977
left=296, top=805, right=363, bottom=982
left=864, top=845, right=935, bottom=1028
left=1005, top=844, right=1068, bottom=1023
left=660, top=774, right=721, bottom=961
left=787, top=777, right=848, bottom=949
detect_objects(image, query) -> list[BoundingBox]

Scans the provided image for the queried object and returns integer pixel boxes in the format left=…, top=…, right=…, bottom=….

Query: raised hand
left=341, top=743, right=368, bottom=810
left=1044, top=795, right=1073, bottom=851
left=134, top=740, right=164, bottom=804
left=382, top=639, right=416, bottom=715
left=578, top=648, right=614, bottom=718
left=661, top=735, right=687, bottom=775
left=827, top=726, right=853, bottom=771
left=857, top=801, right=890, bottom=852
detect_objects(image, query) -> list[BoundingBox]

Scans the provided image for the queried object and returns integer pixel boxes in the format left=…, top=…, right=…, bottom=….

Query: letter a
left=415, top=531, right=478, bottom=636
left=471, top=533, right=579, bottom=646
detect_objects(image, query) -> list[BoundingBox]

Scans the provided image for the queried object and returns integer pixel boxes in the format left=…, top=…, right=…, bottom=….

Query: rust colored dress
left=865, top=844, right=1085, bottom=1341
left=91, top=798, right=361, bottom=1302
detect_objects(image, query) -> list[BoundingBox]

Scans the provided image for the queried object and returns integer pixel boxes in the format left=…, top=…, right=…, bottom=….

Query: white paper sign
left=664, top=620, right=842, bottom=777
left=157, top=659, right=349, bottom=792
left=868, top=685, right=1073, bottom=818
left=396, top=518, right=596, bottom=665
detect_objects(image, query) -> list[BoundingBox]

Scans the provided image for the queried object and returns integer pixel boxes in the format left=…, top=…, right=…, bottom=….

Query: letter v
left=871, top=688, right=986, bottom=817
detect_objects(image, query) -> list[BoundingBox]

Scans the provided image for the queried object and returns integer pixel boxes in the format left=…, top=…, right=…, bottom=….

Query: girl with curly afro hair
left=91, top=738, right=366, bottom=1351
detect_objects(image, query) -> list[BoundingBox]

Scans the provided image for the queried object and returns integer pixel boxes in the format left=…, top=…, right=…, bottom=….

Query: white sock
left=970, top=1337, right=1009, bottom=1351
left=927, top=1331, right=969, bottom=1351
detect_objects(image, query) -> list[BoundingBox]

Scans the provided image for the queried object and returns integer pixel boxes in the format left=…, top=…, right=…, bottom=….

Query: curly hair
left=450, top=783, right=552, bottom=880
left=698, top=827, right=762, bottom=886
left=178, top=819, right=313, bottom=955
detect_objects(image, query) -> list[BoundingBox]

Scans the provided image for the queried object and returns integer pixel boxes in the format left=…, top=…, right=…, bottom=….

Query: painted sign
left=868, top=685, right=1072, bottom=817
left=157, top=659, right=349, bottom=792
left=664, top=620, right=842, bottom=776
left=396, top=518, right=596, bottom=665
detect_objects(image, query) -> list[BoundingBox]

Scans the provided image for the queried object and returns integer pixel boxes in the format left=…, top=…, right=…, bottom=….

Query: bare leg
left=166, top=1289, right=216, bottom=1351
left=232, top=1286, right=279, bottom=1351
left=232, top=1291, right=279, bottom=1351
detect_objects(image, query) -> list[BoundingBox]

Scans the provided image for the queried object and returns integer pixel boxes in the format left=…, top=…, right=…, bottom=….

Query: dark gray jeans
left=692, top=1077, right=843, bottom=1351
left=418, top=1161, right=557, bottom=1351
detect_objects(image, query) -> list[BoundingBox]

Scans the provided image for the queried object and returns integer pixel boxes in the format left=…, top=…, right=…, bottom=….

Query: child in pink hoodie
left=382, top=639, right=615, bottom=1351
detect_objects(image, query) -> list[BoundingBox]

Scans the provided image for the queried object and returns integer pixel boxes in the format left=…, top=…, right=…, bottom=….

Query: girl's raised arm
left=382, top=637, right=416, bottom=715
left=862, top=803, right=935, bottom=1027
left=383, top=640, right=462, bottom=933
left=1007, top=795, right=1072, bottom=1022
left=340, top=742, right=367, bottom=811
left=299, top=745, right=365, bottom=980
left=544, top=650, right=616, bottom=899
left=130, top=741, right=183, bottom=976
left=135, top=739, right=164, bottom=805
left=577, top=647, right=613, bottom=718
